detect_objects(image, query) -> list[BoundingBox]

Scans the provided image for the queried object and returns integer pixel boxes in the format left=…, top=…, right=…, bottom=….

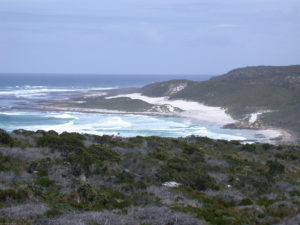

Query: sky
left=0, top=0, right=299, bottom=75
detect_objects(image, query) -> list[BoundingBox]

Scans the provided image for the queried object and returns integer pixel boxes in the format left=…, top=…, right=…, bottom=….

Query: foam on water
left=0, top=111, right=258, bottom=141
left=46, top=113, right=79, bottom=119
left=98, top=116, right=132, bottom=128
left=0, top=85, right=118, bottom=100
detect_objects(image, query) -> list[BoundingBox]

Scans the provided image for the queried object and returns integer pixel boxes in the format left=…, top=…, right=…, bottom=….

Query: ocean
left=0, top=74, right=270, bottom=142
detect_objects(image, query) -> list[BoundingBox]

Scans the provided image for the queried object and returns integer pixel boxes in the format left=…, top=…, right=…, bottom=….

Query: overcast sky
left=0, top=0, right=299, bottom=75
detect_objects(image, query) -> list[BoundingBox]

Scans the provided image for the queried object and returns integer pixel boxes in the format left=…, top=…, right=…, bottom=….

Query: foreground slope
left=140, top=65, right=300, bottom=141
left=0, top=129, right=299, bottom=225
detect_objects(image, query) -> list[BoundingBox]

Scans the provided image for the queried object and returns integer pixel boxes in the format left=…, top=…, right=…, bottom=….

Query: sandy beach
left=15, top=91, right=293, bottom=144
left=106, top=93, right=236, bottom=125
left=105, top=93, right=293, bottom=143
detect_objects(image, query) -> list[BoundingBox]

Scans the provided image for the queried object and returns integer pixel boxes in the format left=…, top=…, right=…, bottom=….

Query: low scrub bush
left=0, top=129, right=13, bottom=147
left=35, top=177, right=55, bottom=188
left=0, top=189, right=32, bottom=203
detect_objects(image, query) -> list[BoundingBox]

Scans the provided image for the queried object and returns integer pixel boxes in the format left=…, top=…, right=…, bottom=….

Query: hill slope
left=140, top=66, right=300, bottom=141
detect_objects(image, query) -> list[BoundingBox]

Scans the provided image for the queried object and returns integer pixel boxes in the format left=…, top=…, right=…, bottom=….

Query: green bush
left=35, top=177, right=55, bottom=187
left=0, top=129, right=13, bottom=146
left=37, top=170, right=48, bottom=177
left=46, top=203, right=79, bottom=217
left=180, top=171, right=219, bottom=191
left=37, top=133, right=84, bottom=150
left=36, top=135, right=62, bottom=147
left=116, top=171, right=135, bottom=184
left=166, top=158, right=189, bottom=172
left=267, top=160, right=285, bottom=176
left=148, top=152, right=168, bottom=161
left=241, top=144, right=256, bottom=152
left=257, top=197, right=274, bottom=206
left=289, top=190, right=300, bottom=196
left=196, top=207, right=242, bottom=225
left=28, top=159, right=52, bottom=174
left=0, top=189, right=32, bottom=202
left=183, top=144, right=199, bottom=154
left=239, top=198, right=253, bottom=206
left=75, top=183, right=129, bottom=210
left=88, top=145, right=121, bottom=162
left=12, top=129, right=35, bottom=136
left=77, top=183, right=99, bottom=202
left=262, top=143, right=273, bottom=150
left=0, top=152, right=13, bottom=171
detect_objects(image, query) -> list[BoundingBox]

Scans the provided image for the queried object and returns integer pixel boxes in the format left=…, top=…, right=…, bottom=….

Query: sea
left=0, top=74, right=269, bottom=142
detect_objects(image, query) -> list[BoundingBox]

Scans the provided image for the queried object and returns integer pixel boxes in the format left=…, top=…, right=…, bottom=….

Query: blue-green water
left=0, top=111, right=259, bottom=141
left=0, top=74, right=267, bottom=142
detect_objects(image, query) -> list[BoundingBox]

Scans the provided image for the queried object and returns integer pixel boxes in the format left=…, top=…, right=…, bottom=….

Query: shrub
left=183, top=145, right=199, bottom=154
left=28, top=159, right=52, bottom=174
left=266, top=205, right=296, bottom=218
left=241, top=144, right=256, bottom=152
left=289, top=190, right=300, bottom=197
left=46, top=203, right=79, bottom=217
left=180, top=171, right=219, bottom=191
left=35, top=177, right=55, bottom=187
left=148, top=152, right=168, bottom=161
left=36, top=135, right=62, bottom=148
left=75, top=183, right=129, bottom=211
left=196, top=207, right=242, bottom=225
left=239, top=198, right=253, bottom=205
left=166, top=158, right=189, bottom=172
left=88, top=145, right=121, bottom=162
left=116, top=171, right=135, bottom=184
left=0, top=152, right=13, bottom=171
left=77, top=183, right=98, bottom=202
left=12, top=129, right=35, bottom=136
left=229, top=140, right=241, bottom=145
left=0, top=129, right=13, bottom=146
left=37, top=133, right=84, bottom=150
left=262, top=143, right=273, bottom=150
left=0, top=189, right=32, bottom=203
left=37, top=170, right=48, bottom=177
left=266, top=160, right=285, bottom=176
left=256, top=197, right=274, bottom=206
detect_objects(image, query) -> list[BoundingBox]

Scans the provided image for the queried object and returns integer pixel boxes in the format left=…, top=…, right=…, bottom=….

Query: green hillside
left=140, top=80, right=196, bottom=97
left=140, top=66, right=300, bottom=141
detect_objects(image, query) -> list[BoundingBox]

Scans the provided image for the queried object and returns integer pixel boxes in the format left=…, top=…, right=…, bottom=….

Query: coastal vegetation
left=32, top=65, right=300, bottom=143
left=0, top=129, right=299, bottom=224
left=140, top=66, right=300, bottom=142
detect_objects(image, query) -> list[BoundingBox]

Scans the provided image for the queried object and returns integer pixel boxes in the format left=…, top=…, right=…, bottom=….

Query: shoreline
left=106, top=93, right=295, bottom=144
left=12, top=102, right=295, bottom=145
left=106, top=93, right=236, bottom=125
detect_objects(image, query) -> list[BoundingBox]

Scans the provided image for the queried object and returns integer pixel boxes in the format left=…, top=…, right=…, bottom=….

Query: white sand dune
left=106, top=93, right=291, bottom=142
left=107, top=93, right=236, bottom=125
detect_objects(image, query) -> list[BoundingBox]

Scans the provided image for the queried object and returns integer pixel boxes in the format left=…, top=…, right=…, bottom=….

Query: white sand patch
left=83, top=92, right=107, bottom=97
left=249, top=111, right=272, bottom=123
left=256, top=129, right=285, bottom=140
left=167, top=83, right=188, bottom=95
left=163, top=181, right=181, bottom=187
left=100, top=116, right=131, bottom=128
left=107, top=93, right=236, bottom=125
left=249, top=112, right=262, bottom=123
left=47, top=113, right=79, bottom=119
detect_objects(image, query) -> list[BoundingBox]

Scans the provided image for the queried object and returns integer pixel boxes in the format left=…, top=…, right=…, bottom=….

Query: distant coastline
left=1, top=65, right=299, bottom=144
left=14, top=91, right=294, bottom=144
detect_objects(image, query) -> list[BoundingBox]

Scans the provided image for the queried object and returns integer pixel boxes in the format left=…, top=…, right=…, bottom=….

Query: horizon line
left=0, top=72, right=216, bottom=76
